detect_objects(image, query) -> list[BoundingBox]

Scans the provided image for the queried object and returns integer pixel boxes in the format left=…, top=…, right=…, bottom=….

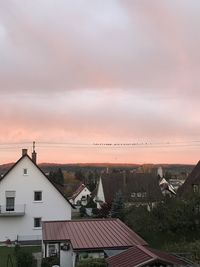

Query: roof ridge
left=0, top=154, right=75, bottom=209
left=43, top=218, right=118, bottom=223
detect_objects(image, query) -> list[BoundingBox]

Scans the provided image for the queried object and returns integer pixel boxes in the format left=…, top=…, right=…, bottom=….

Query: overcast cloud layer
left=0, top=0, right=200, bottom=164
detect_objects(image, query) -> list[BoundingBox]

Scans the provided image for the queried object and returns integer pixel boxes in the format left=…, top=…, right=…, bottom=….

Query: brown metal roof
left=42, top=218, right=147, bottom=250
left=148, top=247, right=190, bottom=266
left=106, top=245, right=153, bottom=267
left=106, top=245, right=189, bottom=267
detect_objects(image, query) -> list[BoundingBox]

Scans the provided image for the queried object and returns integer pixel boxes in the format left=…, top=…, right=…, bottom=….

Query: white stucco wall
left=60, top=243, right=73, bottom=267
left=157, top=167, right=163, bottom=178
left=0, top=156, right=72, bottom=241
left=95, top=178, right=105, bottom=208
left=73, top=187, right=91, bottom=206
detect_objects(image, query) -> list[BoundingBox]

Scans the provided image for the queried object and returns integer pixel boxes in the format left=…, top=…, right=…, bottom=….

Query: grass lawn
left=0, top=246, right=41, bottom=267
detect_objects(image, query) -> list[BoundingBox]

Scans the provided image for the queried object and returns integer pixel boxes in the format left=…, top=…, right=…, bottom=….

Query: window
left=34, top=191, right=42, bottom=201
left=5, top=191, right=15, bottom=211
left=34, top=217, right=42, bottom=228
left=141, top=192, right=147, bottom=198
left=194, top=205, right=200, bottom=214
left=23, top=168, right=28, bottom=175
left=193, top=184, right=199, bottom=193
left=6, top=197, right=15, bottom=211
left=48, top=244, right=57, bottom=257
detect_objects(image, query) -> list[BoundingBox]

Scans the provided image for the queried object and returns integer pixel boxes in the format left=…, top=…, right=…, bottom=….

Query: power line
left=0, top=141, right=200, bottom=150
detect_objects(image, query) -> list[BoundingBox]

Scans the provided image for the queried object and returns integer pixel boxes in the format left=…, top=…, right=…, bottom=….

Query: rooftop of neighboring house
left=178, top=160, right=200, bottom=197
left=42, top=218, right=147, bottom=250
left=69, top=184, right=90, bottom=201
left=99, top=172, right=163, bottom=203
left=159, top=177, right=176, bottom=195
left=106, top=245, right=191, bottom=267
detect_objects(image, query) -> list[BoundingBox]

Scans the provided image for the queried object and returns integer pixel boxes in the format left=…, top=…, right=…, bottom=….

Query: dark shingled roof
left=178, top=160, right=200, bottom=197
left=106, top=245, right=189, bottom=267
left=100, top=172, right=163, bottom=203
left=42, top=218, right=147, bottom=250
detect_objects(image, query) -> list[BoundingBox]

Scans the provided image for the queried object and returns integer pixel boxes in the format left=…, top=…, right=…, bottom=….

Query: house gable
left=178, top=160, right=200, bottom=197
left=95, top=173, right=162, bottom=205
left=70, top=184, right=91, bottom=205
left=0, top=153, right=73, bottom=241
left=0, top=154, right=74, bottom=208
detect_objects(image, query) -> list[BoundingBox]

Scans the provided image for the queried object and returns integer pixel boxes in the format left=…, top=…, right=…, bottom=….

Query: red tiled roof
left=106, top=245, right=189, bottom=267
left=42, top=219, right=147, bottom=250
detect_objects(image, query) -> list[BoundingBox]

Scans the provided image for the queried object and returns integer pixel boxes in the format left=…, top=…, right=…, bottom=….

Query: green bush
left=77, top=258, right=107, bottom=267
left=86, top=197, right=97, bottom=209
left=16, top=251, right=34, bottom=267
left=80, top=206, right=86, bottom=217
left=41, top=256, right=59, bottom=267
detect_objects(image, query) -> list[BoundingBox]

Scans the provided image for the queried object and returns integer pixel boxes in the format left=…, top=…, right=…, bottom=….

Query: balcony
left=0, top=204, right=25, bottom=216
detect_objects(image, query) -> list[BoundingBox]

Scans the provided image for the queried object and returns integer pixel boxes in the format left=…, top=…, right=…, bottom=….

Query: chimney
left=22, top=149, right=28, bottom=156
left=32, top=141, right=37, bottom=164
left=32, top=151, right=37, bottom=164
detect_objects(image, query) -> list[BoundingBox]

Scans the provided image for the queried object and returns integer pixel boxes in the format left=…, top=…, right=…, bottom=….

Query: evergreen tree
left=110, top=190, right=125, bottom=220
left=49, top=168, right=64, bottom=186
left=75, top=170, right=86, bottom=183
left=87, top=171, right=96, bottom=192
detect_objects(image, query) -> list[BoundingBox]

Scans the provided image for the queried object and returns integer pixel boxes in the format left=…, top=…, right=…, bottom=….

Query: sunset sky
left=0, top=0, right=200, bottom=164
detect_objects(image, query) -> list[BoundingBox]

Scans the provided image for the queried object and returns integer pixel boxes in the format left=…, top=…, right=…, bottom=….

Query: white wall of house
left=157, top=167, right=163, bottom=178
left=60, top=243, right=73, bottom=267
left=0, top=156, right=72, bottom=242
left=65, top=250, right=104, bottom=267
left=72, top=187, right=91, bottom=206
left=95, top=177, right=105, bottom=208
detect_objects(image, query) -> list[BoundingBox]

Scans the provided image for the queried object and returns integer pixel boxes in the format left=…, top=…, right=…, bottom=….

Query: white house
left=0, top=149, right=73, bottom=242
left=159, top=177, right=176, bottom=196
left=157, top=167, right=176, bottom=196
left=69, top=184, right=91, bottom=206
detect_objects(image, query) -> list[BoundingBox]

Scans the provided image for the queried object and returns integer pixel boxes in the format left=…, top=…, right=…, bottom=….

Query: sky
left=0, top=0, right=200, bottom=164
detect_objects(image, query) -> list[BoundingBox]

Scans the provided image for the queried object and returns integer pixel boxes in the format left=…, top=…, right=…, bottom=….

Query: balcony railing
left=17, top=235, right=42, bottom=245
left=0, top=204, right=25, bottom=216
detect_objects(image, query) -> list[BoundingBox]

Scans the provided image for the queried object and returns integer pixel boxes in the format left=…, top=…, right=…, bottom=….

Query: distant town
left=0, top=148, right=200, bottom=266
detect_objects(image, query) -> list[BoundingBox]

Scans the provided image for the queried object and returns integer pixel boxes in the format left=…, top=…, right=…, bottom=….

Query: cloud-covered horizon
left=0, top=0, right=200, bottom=164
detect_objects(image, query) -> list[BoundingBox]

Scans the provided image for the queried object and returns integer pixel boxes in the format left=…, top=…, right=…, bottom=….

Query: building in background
left=94, top=172, right=163, bottom=209
left=69, top=184, right=91, bottom=206
left=178, top=161, right=200, bottom=197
